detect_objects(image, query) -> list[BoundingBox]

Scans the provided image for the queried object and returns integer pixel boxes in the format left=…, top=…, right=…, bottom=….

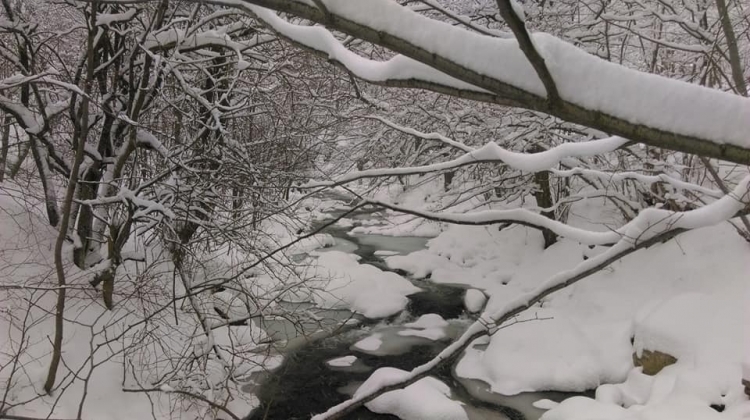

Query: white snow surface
left=440, top=222, right=750, bottom=396
left=355, top=367, right=468, bottom=420
left=404, top=313, right=449, bottom=329
left=464, top=289, right=487, bottom=313
left=398, top=313, right=450, bottom=341
left=354, top=333, right=384, bottom=352
left=307, top=251, right=421, bottom=318
left=374, top=250, right=401, bottom=256
left=327, top=355, right=358, bottom=367
left=375, top=182, right=749, bottom=418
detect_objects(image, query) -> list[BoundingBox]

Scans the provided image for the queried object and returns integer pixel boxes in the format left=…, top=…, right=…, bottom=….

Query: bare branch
left=495, top=0, right=561, bottom=104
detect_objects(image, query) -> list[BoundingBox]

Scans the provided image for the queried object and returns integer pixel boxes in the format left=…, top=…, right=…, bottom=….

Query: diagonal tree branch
left=495, top=0, right=560, bottom=104
left=203, top=0, right=750, bottom=165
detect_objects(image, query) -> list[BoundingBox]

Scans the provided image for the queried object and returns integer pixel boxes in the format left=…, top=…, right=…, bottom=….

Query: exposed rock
left=632, top=349, right=677, bottom=375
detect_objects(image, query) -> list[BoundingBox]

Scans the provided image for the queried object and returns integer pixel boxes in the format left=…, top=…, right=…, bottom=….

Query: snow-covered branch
left=306, top=137, right=629, bottom=187
left=201, top=0, right=750, bottom=165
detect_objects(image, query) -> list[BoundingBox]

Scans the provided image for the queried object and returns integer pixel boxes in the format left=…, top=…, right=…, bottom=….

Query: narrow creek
left=243, top=202, right=586, bottom=420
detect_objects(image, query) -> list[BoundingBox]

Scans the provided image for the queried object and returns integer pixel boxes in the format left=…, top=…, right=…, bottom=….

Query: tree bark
left=715, top=0, right=748, bottom=95
left=0, top=115, right=9, bottom=182
left=44, top=2, right=98, bottom=394
left=529, top=145, right=557, bottom=248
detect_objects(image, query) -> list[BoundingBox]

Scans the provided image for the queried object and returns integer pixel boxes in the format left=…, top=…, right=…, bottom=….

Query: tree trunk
left=529, top=145, right=557, bottom=248
left=443, top=171, right=455, bottom=191
left=533, top=169, right=557, bottom=248
left=44, top=2, right=98, bottom=394
left=73, top=164, right=101, bottom=268
left=715, top=0, right=747, bottom=95
left=8, top=137, right=29, bottom=179
left=29, top=137, right=60, bottom=227
left=0, top=115, right=9, bottom=182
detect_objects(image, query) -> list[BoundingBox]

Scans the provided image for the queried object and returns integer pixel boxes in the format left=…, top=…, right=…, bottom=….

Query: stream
left=243, top=202, right=587, bottom=420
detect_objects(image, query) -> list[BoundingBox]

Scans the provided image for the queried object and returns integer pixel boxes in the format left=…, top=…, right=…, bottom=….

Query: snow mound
left=386, top=249, right=450, bottom=279
left=464, top=289, right=486, bottom=313
left=542, top=363, right=749, bottom=420
left=633, top=288, right=745, bottom=365
left=356, top=367, right=468, bottom=420
left=457, top=307, right=631, bottom=395
left=404, top=313, right=449, bottom=329
left=398, top=314, right=450, bottom=341
left=397, top=327, right=446, bottom=341
left=310, top=251, right=421, bottom=318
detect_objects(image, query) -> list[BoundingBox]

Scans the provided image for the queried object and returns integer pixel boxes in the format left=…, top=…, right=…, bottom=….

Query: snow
left=354, top=367, right=468, bottom=420
left=290, top=233, right=337, bottom=254
left=95, top=8, right=137, bottom=26
left=464, top=289, right=486, bottom=313
left=633, top=287, right=745, bottom=365
left=335, top=217, right=355, bottom=228
left=327, top=355, right=358, bottom=367
left=308, top=138, right=629, bottom=188
left=450, top=222, right=749, bottom=395
left=0, top=182, right=267, bottom=420
left=248, top=6, right=487, bottom=93
left=457, top=307, right=633, bottom=394
left=307, top=251, right=421, bottom=318
left=398, top=327, right=446, bottom=341
left=362, top=176, right=749, bottom=418
left=398, top=314, right=450, bottom=341
left=387, top=224, right=545, bottom=288
left=251, top=0, right=750, bottom=149
left=510, top=0, right=526, bottom=22
left=541, top=363, right=749, bottom=419
left=404, top=313, right=449, bottom=329
left=354, top=333, right=384, bottom=351
left=374, top=250, right=400, bottom=256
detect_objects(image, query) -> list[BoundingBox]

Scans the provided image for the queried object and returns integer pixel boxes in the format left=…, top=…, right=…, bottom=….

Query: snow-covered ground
left=0, top=181, right=285, bottom=419
left=357, top=177, right=750, bottom=419
left=356, top=367, right=469, bottom=420
left=2, top=168, right=748, bottom=420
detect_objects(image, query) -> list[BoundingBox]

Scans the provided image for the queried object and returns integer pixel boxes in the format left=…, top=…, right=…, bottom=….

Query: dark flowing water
left=243, top=203, right=585, bottom=420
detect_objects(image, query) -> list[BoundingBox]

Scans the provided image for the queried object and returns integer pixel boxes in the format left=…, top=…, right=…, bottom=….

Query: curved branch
left=304, top=137, right=629, bottom=187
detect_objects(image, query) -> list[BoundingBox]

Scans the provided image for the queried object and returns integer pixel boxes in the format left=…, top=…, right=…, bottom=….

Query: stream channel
left=243, top=201, right=587, bottom=420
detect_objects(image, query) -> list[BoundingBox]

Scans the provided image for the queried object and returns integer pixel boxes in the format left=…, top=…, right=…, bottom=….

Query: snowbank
left=464, top=289, right=487, bottom=313
left=309, top=251, right=421, bottom=318
left=355, top=367, right=468, bottom=420
left=380, top=190, right=749, bottom=417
